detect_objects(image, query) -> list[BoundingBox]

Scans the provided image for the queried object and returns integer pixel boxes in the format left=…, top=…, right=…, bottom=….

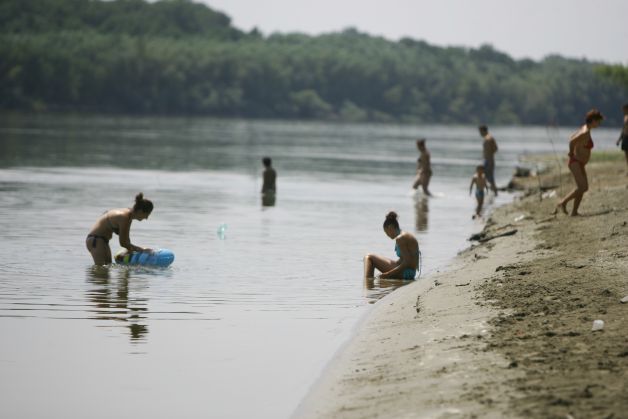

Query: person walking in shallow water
left=616, top=103, right=628, bottom=174
left=86, top=193, right=153, bottom=265
left=479, top=125, right=498, bottom=195
left=469, top=165, right=489, bottom=219
left=412, top=139, right=432, bottom=196
left=364, top=212, right=420, bottom=280
left=554, top=109, right=604, bottom=216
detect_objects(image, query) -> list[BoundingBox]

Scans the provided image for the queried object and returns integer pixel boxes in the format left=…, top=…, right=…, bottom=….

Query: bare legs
left=86, top=236, right=112, bottom=265
left=474, top=195, right=484, bottom=219
left=412, top=172, right=432, bottom=196
left=556, top=162, right=588, bottom=216
left=484, top=160, right=498, bottom=196
left=364, top=254, right=396, bottom=278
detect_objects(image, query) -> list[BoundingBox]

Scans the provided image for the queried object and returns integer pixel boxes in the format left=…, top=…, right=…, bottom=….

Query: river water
left=0, top=114, right=620, bottom=418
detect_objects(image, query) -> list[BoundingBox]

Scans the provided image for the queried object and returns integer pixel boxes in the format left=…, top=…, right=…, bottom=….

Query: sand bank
left=296, top=154, right=628, bottom=419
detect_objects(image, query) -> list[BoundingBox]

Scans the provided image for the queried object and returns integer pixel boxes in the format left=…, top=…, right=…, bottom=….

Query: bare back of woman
left=554, top=110, right=603, bottom=216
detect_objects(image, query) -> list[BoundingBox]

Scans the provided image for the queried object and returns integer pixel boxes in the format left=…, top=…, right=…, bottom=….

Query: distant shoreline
left=0, top=111, right=625, bottom=130
left=2, top=0, right=626, bottom=125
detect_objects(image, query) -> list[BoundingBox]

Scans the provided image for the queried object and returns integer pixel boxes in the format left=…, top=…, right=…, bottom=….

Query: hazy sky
left=203, top=0, right=628, bottom=64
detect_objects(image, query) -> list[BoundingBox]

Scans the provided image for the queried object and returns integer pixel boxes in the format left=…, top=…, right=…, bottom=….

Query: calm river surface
left=0, top=114, right=620, bottom=419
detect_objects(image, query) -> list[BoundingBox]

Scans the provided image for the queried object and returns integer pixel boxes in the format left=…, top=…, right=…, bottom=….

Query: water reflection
left=414, top=195, right=429, bottom=232
left=363, top=276, right=412, bottom=304
left=86, top=266, right=149, bottom=343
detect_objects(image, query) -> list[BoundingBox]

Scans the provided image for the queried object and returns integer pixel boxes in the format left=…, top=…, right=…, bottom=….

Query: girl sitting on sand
left=364, top=212, right=420, bottom=280
left=554, top=109, right=604, bottom=216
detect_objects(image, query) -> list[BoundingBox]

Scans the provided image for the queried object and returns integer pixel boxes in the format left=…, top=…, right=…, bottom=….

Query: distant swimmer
left=261, top=156, right=277, bottom=206
left=469, top=165, right=489, bottom=219
left=364, top=211, right=420, bottom=280
left=478, top=125, right=498, bottom=195
left=86, top=193, right=153, bottom=265
left=412, top=138, right=433, bottom=196
left=616, top=103, right=628, bottom=173
left=554, top=109, right=604, bottom=216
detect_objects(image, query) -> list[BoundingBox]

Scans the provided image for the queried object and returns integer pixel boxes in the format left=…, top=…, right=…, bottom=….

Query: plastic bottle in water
left=217, top=223, right=227, bottom=240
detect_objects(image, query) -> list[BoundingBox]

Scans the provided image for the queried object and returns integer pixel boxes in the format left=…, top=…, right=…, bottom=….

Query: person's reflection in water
left=86, top=266, right=149, bottom=343
left=363, top=277, right=408, bottom=304
left=414, top=196, right=429, bottom=232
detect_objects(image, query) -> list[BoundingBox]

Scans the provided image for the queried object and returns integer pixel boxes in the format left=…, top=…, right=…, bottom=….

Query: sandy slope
left=296, top=154, right=628, bottom=419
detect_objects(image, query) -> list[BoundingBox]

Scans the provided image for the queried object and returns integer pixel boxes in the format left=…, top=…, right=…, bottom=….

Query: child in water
left=469, top=165, right=489, bottom=219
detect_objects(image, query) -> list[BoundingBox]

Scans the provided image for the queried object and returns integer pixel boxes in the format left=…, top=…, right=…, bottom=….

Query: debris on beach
left=591, top=320, right=605, bottom=331
left=541, top=190, right=557, bottom=199
left=469, top=229, right=518, bottom=243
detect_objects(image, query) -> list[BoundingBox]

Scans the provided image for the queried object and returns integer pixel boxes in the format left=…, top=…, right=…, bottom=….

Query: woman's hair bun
left=385, top=211, right=398, bottom=221
left=133, top=192, right=153, bottom=214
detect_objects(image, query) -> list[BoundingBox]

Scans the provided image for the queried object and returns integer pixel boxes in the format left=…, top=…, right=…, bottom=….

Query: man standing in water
left=616, top=103, right=628, bottom=174
left=412, top=139, right=432, bottom=196
left=479, top=125, right=498, bottom=195
left=261, top=156, right=277, bottom=206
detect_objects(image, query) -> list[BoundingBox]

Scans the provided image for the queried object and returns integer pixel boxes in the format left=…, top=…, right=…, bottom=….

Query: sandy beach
left=296, top=153, right=628, bottom=419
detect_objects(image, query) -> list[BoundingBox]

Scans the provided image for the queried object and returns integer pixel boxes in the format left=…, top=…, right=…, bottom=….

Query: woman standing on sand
left=364, top=212, right=420, bottom=280
left=554, top=109, right=604, bottom=216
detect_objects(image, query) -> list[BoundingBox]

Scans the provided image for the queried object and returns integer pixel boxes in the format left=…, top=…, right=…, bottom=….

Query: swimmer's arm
left=568, top=132, right=585, bottom=156
left=380, top=265, right=404, bottom=279
left=118, top=219, right=143, bottom=253
left=469, top=177, right=476, bottom=195
left=380, top=243, right=413, bottom=279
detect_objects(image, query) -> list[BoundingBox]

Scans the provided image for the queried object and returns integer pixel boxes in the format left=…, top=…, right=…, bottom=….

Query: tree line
left=1, top=0, right=626, bottom=125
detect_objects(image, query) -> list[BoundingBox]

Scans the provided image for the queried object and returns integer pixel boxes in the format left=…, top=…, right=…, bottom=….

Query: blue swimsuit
left=395, top=244, right=418, bottom=280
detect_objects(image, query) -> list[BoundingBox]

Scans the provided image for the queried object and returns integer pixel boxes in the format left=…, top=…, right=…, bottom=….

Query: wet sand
left=296, top=153, right=628, bottom=418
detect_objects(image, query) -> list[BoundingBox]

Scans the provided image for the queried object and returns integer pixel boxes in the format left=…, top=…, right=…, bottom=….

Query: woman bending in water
left=554, top=109, right=604, bottom=216
left=364, top=211, right=420, bottom=280
left=86, top=193, right=153, bottom=265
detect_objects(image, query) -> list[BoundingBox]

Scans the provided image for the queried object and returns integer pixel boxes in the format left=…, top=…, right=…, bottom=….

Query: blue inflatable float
left=114, top=249, right=175, bottom=267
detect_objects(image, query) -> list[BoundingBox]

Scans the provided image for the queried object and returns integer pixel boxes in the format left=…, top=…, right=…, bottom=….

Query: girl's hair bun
left=133, top=192, right=153, bottom=214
